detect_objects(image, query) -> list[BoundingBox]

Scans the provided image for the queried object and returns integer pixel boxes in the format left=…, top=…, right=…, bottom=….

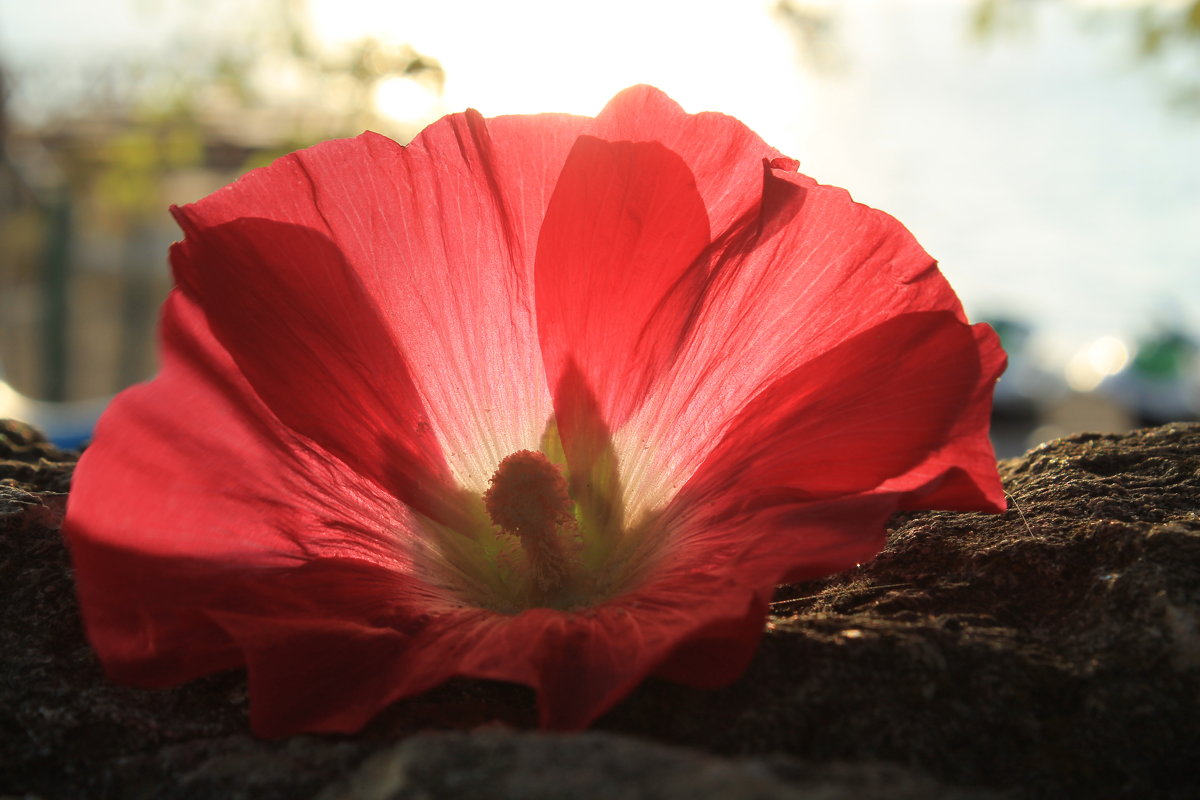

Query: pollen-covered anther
left=484, top=450, right=576, bottom=592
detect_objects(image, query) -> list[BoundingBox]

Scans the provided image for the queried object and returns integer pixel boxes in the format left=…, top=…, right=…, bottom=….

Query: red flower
left=64, top=86, right=1005, bottom=735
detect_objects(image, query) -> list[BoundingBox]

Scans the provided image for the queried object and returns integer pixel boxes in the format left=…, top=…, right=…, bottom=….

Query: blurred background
left=1, top=0, right=1198, bottom=454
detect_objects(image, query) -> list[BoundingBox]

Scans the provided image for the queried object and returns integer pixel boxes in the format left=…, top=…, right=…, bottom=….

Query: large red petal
left=170, top=218, right=457, bottom=519
left=678, top=311, right=1004, bottom=519
left=535, top=88, right=788, bottom=465
left=880, top=323, right=1008, bottom=511
left=445, top=571, right=767, bottom=730
left=587, top=86, right=785, bottom=238
left=206, top=560, right=771, bottom=734
left=530, top=91, right=985, bottom=522
left=610, top=164, right=986, bottom=521
left=199, top=558, right=474, bottom=736
left=649, top=312, right=1003, bottom=600
left=521, top=575, right=762, bottom=729
left=174, top=116, right=588, bottom=495
left=650, top=493, right=904, bottom=687
left=535, top=135, right=712, bottom=472
left=65, top=291, right=421, bottom=685
left=666, top=488, right=907, bottom=594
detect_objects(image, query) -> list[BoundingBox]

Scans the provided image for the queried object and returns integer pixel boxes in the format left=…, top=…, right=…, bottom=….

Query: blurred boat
left=987, top=316, right=1065, bottom=420
left=1096, top=326, right=1200, bottom=425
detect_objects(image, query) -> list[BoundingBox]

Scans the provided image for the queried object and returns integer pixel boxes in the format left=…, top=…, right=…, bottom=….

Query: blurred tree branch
left=971, top=0, right=1200, bottom=113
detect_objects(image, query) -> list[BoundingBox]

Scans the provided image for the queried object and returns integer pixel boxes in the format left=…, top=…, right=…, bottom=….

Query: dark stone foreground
left=2, top=418, right=1198, bottom=799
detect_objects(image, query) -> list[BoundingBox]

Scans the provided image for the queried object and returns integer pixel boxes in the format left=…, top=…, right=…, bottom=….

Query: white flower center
left=415, top=423, right=671, bottom=614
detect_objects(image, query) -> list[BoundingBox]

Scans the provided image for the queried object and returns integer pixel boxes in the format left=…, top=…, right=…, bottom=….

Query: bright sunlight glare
left=307, top=0, right=810, bottom=152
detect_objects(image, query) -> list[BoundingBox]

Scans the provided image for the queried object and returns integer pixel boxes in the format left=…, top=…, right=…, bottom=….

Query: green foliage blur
left=0, top=0, right=443, bottom=402
left=971, top=0, right=1200, bottom=111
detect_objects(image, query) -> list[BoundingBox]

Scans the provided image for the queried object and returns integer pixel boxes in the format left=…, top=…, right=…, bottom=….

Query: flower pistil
left=483, top=449, right=582, bottom=604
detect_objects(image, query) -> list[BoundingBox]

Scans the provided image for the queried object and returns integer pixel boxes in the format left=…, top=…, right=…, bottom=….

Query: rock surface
left=1, top=419, right=1197, bottom=799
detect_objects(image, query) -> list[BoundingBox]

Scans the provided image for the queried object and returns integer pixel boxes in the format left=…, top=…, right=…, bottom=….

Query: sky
left=2, top=0, right=1198, bottom=357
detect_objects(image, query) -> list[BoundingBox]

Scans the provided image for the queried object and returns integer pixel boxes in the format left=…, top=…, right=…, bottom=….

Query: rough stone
left=1, top=419, right=1197, bottom=799
left=315, top=731, right=997, bottom=800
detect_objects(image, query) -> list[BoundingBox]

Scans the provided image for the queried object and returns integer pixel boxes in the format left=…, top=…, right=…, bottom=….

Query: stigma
left=483, top=450, right=579, bottom=596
